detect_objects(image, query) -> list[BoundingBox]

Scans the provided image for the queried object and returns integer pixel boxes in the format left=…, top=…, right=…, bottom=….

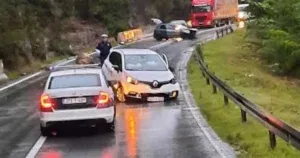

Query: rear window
left=48, top=74, right=101, bottom=89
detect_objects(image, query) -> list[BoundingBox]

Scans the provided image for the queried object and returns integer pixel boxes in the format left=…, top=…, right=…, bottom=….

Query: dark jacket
left=96, top=41, right=112, bottom=60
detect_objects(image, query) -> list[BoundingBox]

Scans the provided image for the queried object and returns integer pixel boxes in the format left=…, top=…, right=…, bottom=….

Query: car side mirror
left=112, top=65, right=121, bottom=71
left=169, top=67, right=174, bottom=72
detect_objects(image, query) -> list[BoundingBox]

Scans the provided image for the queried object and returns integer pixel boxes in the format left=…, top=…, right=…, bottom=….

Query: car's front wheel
left=116, top=86, right=126, bottom=102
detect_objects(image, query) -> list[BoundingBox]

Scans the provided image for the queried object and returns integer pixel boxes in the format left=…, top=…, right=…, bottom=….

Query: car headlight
left=175, top=25, right=181, bottom=31
left=171, top=78, right=177, bottom=84
left=127, top=76, right=139, bottom=84
left=238, top=13, right=244, bottom=18
left=187, top=21, right=192, bottom=27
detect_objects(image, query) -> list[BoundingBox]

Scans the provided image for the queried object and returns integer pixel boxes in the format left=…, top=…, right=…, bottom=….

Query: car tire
left=180, top=33, right=188, bottom=39
left=188, top=31, right=196, bottom=39
left=154, top=33, right=163, bottom=41
left=106, top=120, right=115, bottom=132
left=116, top=86, right=126, bottom=102
left=40, top=125, right=51, bottom=136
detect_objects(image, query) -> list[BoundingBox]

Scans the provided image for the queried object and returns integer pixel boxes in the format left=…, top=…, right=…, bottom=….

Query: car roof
left=116, top=49, right=158, bottom=55
left=50, top=68, right=102, bottom=77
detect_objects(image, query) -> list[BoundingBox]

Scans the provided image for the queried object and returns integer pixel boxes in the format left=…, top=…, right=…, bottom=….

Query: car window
left=191, top=5, right=211, bottom=13
left=109, top=52, right=117, bottom=65
left=167, top=24, right=175, bottom=30
left=48, top=74, right=101, bottom=89
left=160, top=25, right=166, bottom=30
left=124, top=54, right=168, bottom=71
left=109, top=52, right=122, bottom=70
left=171, top=21, right=187, bottom=27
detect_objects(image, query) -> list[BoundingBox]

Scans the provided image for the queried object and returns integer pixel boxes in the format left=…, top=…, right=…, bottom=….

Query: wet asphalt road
left=0, top=31, right=225, bottom=158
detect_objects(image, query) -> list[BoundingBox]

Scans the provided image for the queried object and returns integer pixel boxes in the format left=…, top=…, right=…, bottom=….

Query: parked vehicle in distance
left=39, top=64, right=115, bottom=136
left=153, top=20, right=197, bottom=41
left=189, top=0, right=239, bottom=28
left=101, top=49, right=180, bottom=102
left=238, top=4, right=249, bottom=21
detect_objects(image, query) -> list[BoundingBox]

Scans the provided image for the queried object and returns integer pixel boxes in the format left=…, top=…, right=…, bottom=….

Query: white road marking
left=179, top=45, right=235, bottom=158
left=0, top=58, right=76, bottom=93
left=25, top=136, right=47, bottom=158
left=0, top=72, right=43, bottom=92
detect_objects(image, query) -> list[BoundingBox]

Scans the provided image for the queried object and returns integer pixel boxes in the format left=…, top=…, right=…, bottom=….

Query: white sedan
left=102, top=48, right=180, bottom=102
left=40, top=64, right=115, bottom=136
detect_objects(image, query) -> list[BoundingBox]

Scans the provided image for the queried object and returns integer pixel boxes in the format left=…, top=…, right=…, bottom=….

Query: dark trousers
left=99, top=57, right=106, bottom=67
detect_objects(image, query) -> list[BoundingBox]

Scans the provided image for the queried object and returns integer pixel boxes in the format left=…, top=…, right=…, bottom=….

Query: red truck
left=189, top=0, right=238, bottom=28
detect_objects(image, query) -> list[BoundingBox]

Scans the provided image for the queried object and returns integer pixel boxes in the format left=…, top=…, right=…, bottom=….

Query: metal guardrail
left=194, top=26, right=300, bottom=150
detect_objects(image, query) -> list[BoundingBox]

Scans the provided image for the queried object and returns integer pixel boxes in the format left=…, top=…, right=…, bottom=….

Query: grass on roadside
left=5, top=55, right=67, bottom=80
left=187, top=29, right=300, bottom=157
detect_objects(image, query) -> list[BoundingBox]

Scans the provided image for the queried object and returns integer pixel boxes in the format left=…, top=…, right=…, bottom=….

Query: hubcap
left=117, top=87, right=125, bottom=102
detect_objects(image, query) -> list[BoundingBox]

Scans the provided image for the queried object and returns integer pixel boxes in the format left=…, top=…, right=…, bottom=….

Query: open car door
left=151, top=18, right=162, bottom=25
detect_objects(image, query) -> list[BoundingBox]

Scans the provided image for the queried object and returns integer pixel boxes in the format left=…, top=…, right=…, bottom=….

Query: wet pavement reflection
left=35, top=98, right=220, bottom=158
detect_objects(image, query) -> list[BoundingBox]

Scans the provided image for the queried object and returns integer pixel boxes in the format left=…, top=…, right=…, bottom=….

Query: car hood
left=126, top=70, right=174, bottom=82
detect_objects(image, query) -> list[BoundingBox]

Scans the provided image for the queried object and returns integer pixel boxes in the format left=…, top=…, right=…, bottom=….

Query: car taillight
left=96, top=92, right=111, bottom=108
left=40, top=94, right=54, bottom=112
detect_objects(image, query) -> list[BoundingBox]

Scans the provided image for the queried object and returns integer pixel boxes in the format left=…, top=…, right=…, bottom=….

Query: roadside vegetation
left=188, top=29, right=300, bottom=157
left=0, top=0, right=189, bottom=80
left=247, top=0, right=300, bottom=76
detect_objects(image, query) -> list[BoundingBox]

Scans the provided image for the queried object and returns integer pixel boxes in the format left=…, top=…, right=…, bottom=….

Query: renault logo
left=152, top=80, right=159, bottom=88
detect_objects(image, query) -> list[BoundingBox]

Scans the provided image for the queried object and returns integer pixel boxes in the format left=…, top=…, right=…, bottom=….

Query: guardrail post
left=216, top=31, right=219, bottom=39
left=229, top=26, right=233, bottom=33
left=202, top=71, right=205, bottom=77
left=206, top=77, right=210, bottom=85
left=269, top=131, right=277, bottom=149
left=221, top=29, right=224, bottom=37
left=212, top=84, right=217, bottom=94
left=241, top=109, right=247, bottom=122
left=223, top=94, right=228, bottom=105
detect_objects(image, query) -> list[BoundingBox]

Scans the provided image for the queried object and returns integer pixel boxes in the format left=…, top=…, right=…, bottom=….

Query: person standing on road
left=96, top=34, right=112, bottom=67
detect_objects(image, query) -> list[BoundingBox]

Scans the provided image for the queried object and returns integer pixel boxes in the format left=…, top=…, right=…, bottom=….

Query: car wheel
left=116, top=86, right=126, bottom=102
left=188, top=31, right=196, bottom=39
left=180, top=33, right=188, bottom=39
left=154, top=35, right=163, bottom=41
left=40, top=124, right=51, bottom=136
left=154, top=32, right=162, bottom=41
left=106, top=120, right=115, bottom=132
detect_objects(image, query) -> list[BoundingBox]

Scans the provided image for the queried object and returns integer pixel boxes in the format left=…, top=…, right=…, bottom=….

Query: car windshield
left=48, top=74, right=101, bottom=89
left=124, top=54, right=168, bottom=71
left=170, top=21, right=187, bottom=27
left=192, top=5, right=211, bottom=13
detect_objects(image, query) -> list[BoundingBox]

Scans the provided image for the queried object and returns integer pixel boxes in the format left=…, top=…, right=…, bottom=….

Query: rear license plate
left=62, top=97, right=87, bottom=104
left=147, top=97, right=164, bottom=102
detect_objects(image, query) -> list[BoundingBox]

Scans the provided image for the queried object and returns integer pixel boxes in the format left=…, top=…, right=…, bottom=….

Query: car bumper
left=122, top=82, right=180, bottom=100
left=40, top=107, right=115, bottom=127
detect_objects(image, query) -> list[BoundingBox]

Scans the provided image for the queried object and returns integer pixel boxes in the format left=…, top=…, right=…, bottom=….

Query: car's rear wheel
left=154, top=33, right=163, bottom=41
left=40, top=125, right=51, bottom=136
left=116, top=86, right=126, bottom=102
left=106, top=120, right=115, bottom=132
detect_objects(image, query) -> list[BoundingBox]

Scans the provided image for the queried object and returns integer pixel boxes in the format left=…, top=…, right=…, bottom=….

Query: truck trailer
left=189, top=0, right=238, bottom=28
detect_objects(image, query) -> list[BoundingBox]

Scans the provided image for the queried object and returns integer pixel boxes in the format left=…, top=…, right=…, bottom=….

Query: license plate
left=147, top=97, right=164, bottom=102
left=62, top=97, right=87, bottom=104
